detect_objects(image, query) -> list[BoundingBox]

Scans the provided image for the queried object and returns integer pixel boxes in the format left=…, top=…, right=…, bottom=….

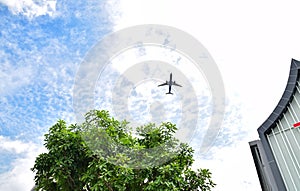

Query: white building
left=250, top=59, right=300, bottom=191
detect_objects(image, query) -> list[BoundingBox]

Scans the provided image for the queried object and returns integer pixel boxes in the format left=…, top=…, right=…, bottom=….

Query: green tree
left=32, top=110, right=216, bottom=191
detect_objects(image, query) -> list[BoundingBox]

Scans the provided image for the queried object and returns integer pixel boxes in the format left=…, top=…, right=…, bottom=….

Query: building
left=249, top=59, right=300, bottom=191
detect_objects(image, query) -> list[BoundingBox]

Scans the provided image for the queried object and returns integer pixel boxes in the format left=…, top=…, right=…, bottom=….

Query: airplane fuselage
left=168, top=73, right=173, bottom=94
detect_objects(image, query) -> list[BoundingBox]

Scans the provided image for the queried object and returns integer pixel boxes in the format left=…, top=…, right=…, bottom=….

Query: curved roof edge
left=258, top=58, right=300, bottom=135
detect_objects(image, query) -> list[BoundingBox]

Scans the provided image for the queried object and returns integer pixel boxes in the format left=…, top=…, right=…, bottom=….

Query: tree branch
left=105, top=181, right=114, bottom=191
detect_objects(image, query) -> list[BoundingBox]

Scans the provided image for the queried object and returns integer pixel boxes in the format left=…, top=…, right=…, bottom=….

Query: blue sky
left=2, top=0, right=300, bottom=190
left=0, top=1, right=111, bottom=140
left=0, top=0, right=115, bottom=190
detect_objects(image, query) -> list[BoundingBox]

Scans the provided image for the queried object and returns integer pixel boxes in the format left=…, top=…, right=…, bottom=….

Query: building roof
left=258, top=58, right=300, bottom=135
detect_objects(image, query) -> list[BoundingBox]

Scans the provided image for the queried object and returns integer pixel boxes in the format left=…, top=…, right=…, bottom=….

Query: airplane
left=158, top=73, right=182, bottom=95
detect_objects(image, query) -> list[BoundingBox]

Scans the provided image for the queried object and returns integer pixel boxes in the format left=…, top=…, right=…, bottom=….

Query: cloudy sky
left=1, top=0, right=300, bottom=190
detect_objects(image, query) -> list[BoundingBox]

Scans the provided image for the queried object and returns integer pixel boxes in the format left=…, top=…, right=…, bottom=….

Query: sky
left=1, top=0, right=300, bottom=190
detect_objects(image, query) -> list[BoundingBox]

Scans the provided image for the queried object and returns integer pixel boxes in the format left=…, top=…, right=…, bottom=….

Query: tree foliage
left=31, top=110, right=216, bottom=191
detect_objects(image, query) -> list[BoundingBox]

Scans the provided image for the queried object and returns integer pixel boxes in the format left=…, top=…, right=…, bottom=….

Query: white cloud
left=0, top=136, right=46, bottom=191
left=0, top=62, right=34, bottom=96
left=0, top=0, right=57, bottom=18
left=193, top=140, right=261, bottom=191
left=0, top=136, right=32, bottom=153
left=110, top=0, right=300, bottom=189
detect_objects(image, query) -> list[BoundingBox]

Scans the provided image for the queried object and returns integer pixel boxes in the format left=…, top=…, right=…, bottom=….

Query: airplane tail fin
left=166, top=92, right=173, bottom=95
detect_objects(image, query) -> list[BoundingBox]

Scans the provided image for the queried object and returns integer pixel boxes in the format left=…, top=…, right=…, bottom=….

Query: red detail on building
left=293, top=122, right=300, bottom=128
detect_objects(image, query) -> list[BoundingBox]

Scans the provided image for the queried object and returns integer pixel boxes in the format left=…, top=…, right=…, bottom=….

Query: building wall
left=266, top=81, right=300, bottom=190
left=249, top=140, right=278, bottom=191
left=250, top=59, right=300, bottom=191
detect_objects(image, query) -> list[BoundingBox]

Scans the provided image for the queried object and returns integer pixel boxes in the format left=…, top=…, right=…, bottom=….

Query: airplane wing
left=173, top=81, right=182, bottom=87
left=158, top=82, right=168, bottom=87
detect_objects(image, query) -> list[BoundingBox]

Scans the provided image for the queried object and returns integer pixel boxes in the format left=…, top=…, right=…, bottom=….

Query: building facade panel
left=266, top=98, right=300, bottom=189
left=250, top=59, right=300, bottom=191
